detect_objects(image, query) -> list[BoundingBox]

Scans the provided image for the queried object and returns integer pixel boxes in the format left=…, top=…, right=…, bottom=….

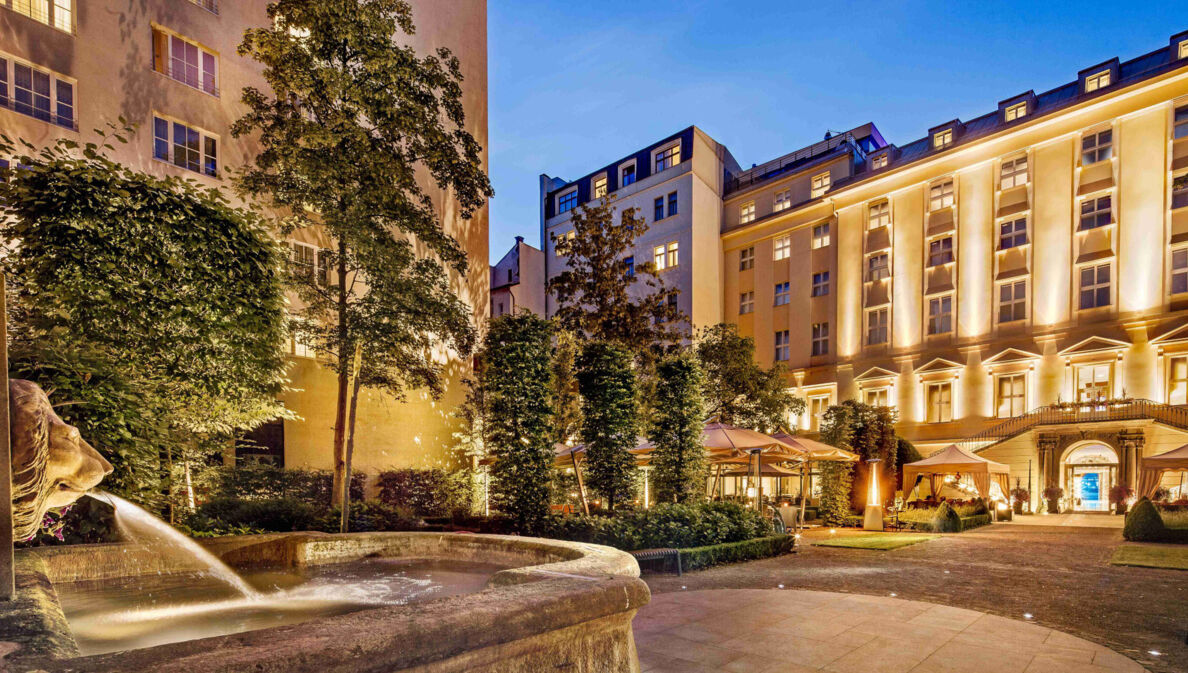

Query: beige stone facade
left=0, top=1, right=489, bottom=476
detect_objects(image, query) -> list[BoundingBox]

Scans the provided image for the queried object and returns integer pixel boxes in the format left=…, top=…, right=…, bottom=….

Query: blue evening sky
left=486, top=1, right=1188, bottom=262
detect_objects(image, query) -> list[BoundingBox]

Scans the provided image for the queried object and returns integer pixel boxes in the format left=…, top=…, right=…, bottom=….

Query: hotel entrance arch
left=1061, top=442, right=1118, bottom=512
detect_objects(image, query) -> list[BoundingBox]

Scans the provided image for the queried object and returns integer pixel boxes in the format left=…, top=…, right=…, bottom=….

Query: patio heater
left=863, top=458, right=884, bottom=531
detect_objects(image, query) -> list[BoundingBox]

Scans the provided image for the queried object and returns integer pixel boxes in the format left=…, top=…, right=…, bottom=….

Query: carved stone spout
left=10, top=379, right=112, bottom=540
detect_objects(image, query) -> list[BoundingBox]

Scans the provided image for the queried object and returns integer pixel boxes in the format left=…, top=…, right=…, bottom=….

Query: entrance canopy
left=902, top=444, right=1010, bottom=500
left=1138, top=443, right=1188, bottom=498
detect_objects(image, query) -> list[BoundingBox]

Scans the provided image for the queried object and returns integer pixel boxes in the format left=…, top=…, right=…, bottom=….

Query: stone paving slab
left=634, top=589, right=1148, bottom=673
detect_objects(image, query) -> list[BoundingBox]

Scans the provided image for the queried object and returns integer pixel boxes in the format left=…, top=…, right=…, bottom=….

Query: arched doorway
left=1061, top=443, right=1118, bottom=512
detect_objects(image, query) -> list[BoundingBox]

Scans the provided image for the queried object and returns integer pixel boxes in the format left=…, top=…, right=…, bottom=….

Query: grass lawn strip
left=813, top=533, right=937, bottom=551
left=1110, top=544, right=1188, bottom=571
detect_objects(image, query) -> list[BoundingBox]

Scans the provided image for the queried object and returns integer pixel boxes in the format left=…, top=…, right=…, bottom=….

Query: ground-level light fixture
left=863, top=458, right=884, bottom=531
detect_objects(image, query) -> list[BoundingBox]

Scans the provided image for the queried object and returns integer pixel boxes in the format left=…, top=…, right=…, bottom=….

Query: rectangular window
left=1077, top=363, right=1111, bottom=402
left=864, top=388, right=889, bottom=407
left=868, top=201, right=890, bottom=229
left=653, top=244, right=667, bottom=270
left=739, top=291, right=754, bottom=315
left=1005, top=101, right=1027, bottom=122
left=998, top=280, right=1027, bottom=323
left=624, top=256, right=634, bottom=278
left=866, top=307, right=888, bottom=345
left=1079, top=195, right=1112, bottom=231
left=999, top=218, right=1028, bottom=249
left=558, top=190, right=578, bottom=214
left=621, top=164, right=636, bottom=186
left=774, top=188, right=791, bottom=212
left=1081, top=129, right=1113, bottom=164
left=1175, top=105, right=1188, bottom=140
left=593, top=176, right=607, bottom=198
left=1084, top=69, right=1111, bottom=92
left=773, top=235, right=791, bottom=260
left=933, top=129, right=953, bottom=149
left=929, top=180, right=954, bottom=211
left=928, top=237, right=953, bottom=267
left=773, top=282, right=790, bottom=306
left=811, top=322, right=829, bottom=357
left=554, top=230, right=575, bottom=257
left=7, top=59, right=74, bottom=129
left=1079, top=263, right=1112, bottom=310
left=667, top=191, right=678, bottom=217
left=810, top=172, right=830, bottom=198
left=654, top=144, right=679, bottom=172
left=740, top=201, right=756, bottom=224
left=811, top=271, right=829, bottom=297
left=1000, top=156, right=1028, bottom=189
left=996, top=374, right=1026, bottom=418
left=1180, top=40, right=1188, bottom=60
left=808, top=395, right=829, bottom=431
left=155, top=29, right=218, bottom=95
left=928, top=295, right=952, bottom=335
left=812, top=222, right=830, bottom=249
left=774, top=330, right=790, bottom=362
left=926, top=382, right=953, bottom=423
left=654, top=197, right=665, bottom=221
left=666, top=241, right=678, bottom=268
left=189, top=0, right=219, bottom=14
left=739, top=246, right=754, bottom=271
left=867, top=253, right=890, bottom=281
left=1169, top=356, right=1188, bottom=405
left=871, top=154, right=888, bottom=170
left=153, top=115, right=218, bottom=176
left=1172, top=247, right=1188, bottom=295
left=6, top=0, right=71, bottom=31
left=291, top=241, right=316, bottom=281
left=291, top=317, right=316, bottom=359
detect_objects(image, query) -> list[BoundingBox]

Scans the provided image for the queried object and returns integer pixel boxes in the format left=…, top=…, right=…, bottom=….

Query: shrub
left=540, top=501, right=771, bottom=551
left=932, top=502, right=962, bottom=533
left=191, top=496, right=322, bottom=532
left=201, top=465, right=364, bottom=505
left=679, top=535, right=794, bottom=571
left=375, top=468, right=472, bottom=517
left=819, top=461, right=854, bottom=526
left=1124, top=498, right=1168, bottom=542
left=323, top=501, right=422, bottom=533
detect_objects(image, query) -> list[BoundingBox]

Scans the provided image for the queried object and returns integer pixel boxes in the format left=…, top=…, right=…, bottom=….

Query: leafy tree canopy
left=649, top=351, right=707, bottom=504
left=695, top=323, right=803, bottom=432
left=577, top=341, right=640, bottom=510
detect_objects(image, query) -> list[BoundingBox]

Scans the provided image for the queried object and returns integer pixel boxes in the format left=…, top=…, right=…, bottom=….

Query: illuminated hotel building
left=542, top=33, right=1188, bottom=509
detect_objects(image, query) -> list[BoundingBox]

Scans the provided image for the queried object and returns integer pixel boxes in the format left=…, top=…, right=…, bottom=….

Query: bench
left=631, top=548, right=682, bottom=575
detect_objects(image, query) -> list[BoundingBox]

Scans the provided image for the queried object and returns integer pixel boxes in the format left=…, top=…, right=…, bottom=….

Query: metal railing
left=726, top=132, right=864, bottom=194
left=960, top=399, right=1188, bottom=453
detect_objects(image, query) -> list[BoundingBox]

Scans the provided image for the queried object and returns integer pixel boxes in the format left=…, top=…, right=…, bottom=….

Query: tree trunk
left=340, top=344, right=363, bottom=533
left=331, top=239, right=350, bottom=508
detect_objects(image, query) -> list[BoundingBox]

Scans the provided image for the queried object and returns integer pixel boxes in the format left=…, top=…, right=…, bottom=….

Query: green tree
left=551, top=328, right=582, bottom=446
left=0, top=131, right=290, bottom=513
left=649, top=352, right=707, bottom=503
left=234, top=0, right=492, bottom=526
left=820, top=400, right=898, bottom=507
left=696, top=323, right=804, bottom=431
left=819, top=461, right=854, bottom=526
left=549, top=198, right=685, bottom=352
left=481, top=314, right=555, bottom=530
left=577, top=341, right=640, bottom=510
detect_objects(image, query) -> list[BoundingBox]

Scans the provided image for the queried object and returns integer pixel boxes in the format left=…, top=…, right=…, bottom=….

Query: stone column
left=1117, top=429, right=1144, bottom=491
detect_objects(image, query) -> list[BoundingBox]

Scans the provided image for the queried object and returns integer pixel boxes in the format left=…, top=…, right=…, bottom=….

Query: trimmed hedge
left=1124, top=498, right=1188, bottom=543
left=539, top=501, right=772, bottom=550
left=901, top=514, right=991, bottom=533
left=678, top=535, right=794, bottom=571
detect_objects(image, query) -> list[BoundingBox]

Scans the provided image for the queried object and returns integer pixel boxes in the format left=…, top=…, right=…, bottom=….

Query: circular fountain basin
left=8, top=532, right=649, bottom=673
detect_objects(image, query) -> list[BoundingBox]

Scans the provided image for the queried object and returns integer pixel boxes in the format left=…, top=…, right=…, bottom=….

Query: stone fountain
left=0, top=380, right=649, bottom=672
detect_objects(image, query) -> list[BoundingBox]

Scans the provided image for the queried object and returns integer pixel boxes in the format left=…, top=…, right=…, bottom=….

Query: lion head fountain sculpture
left=10, top=379, right=112, bottom=540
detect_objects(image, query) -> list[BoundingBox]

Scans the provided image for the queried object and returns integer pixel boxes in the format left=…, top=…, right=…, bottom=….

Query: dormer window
left=592, top=175, right=607, bottom=199
left=871, top=154, right=888, bottom=170
left=1005, top=101, right=1027, bottom=122
left=933, top=129, right=953, bottom=149
left=654, top=143, right=680, bottom=173
left=1084, top=69, right=1111, bottom=93
left=621, top=163, right=636, bottom=187
left=810, top=172, right=831, bottom=198
left=557, top=190, right=578, bottom=214
left=1180, top=40, right=1188, bottom=60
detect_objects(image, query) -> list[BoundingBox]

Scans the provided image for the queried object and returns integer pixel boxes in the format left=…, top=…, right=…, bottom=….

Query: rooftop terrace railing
left=961, top=398, right=1188, bottom=453
left=726, top=132, right=864, bottom=194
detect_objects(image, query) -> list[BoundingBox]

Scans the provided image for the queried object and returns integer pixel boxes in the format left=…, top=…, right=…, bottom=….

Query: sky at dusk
left=485, top=0, right=1188, bottom=262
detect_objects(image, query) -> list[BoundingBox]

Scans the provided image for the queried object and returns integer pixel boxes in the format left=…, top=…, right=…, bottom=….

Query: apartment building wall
left=541, top=126, right=738, bottom=333
left=491, top=237, right=545, bottom=317
left=0, top=0, right=490, bottom=476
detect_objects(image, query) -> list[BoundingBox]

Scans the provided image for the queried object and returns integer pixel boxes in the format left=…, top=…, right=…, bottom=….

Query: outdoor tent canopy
left=902, top=444, right=1010, bottom=500
left=1137, top=443, right=1188, bottom=498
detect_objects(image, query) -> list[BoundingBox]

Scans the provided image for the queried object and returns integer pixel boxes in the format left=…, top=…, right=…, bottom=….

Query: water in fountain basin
left=88, top=491, right=259, bottom=598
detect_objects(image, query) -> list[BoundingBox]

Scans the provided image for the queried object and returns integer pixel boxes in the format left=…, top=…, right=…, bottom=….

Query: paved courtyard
left=640, top=523, right=1186, bottom=673
left=634, top=589, right=1146, bottom=673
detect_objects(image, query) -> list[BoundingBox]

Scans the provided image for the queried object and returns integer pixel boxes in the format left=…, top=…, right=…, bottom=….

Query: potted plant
left=1108, top=484, right=1133, bottom=515
left=1042, top=485, right=1063, bottom=514
left=1010, top=481, right=1030, bottom=515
